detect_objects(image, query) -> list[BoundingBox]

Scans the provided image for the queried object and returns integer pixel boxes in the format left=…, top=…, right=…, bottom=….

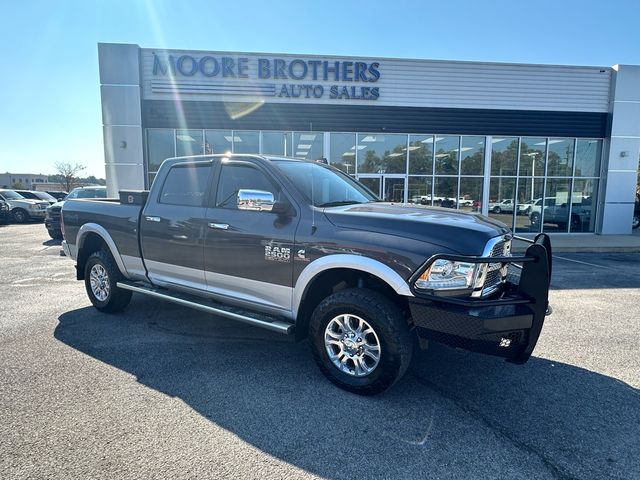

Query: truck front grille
left=481, top=237, right=512, bottom=296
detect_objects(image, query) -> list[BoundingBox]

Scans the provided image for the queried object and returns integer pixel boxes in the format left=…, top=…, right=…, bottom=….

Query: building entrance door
left=357, top=175, right=406, bottom=202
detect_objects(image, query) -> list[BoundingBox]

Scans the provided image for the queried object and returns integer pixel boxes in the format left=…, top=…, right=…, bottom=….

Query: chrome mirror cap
left=237, top=189, right=275, bottom=212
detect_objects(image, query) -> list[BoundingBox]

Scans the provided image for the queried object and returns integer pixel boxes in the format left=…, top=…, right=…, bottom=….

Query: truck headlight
left=415, top=259, right=485, bottom=291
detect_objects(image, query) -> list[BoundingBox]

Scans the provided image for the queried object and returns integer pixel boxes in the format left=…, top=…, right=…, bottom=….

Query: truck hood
left=323, top=203, right=510, bottom=255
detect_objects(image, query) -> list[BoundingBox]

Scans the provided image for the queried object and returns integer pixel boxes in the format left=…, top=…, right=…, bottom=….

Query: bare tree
left=54, top=161, right=86, bottom=192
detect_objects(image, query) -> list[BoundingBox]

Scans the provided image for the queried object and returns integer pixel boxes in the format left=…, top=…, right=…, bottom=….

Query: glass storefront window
left=262, top=131, right=292, bottom=156
left=408, top=176, right=433, bottom=205
left=330, top=133, right=357, bottom=174
left=488, top=177, right=516, bottom=224
left=519, top=138, right=546, bottom=176
left=459, top=177, right=483, bottom=212
left=204, top=130, right=232, bottom=154
left=176, top=129, right=203, bottom=157
left=542, top=178, right=572, bottom=233
left=359, top=177, right=381, bottom=197
left=491, top=137, right=519, bottom=176
left=147, top=129, right=175, bottom=172
left=460, top=136, right=485, bottom=175
left=434, top=136, right=459, bottom=175
left=408, top=135, right=434, bottom=175
left=357, top=134, right=407, bottom=174
left=547, top=138, right=574, bottom=177
left=570, top=179, right=598, bottom=232
left=515, top=177, right=544, bottom=233
left=293, top=132, right=324, bottom=160
left=233, top=131, right=260, bottom=154
left=575, top=139, right=602, bottom=177
left=434, top=177, right=458, bottom=208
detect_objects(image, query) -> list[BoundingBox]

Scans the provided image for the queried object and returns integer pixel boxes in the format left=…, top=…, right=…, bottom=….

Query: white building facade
left=98, top=43, right=640, bottom=234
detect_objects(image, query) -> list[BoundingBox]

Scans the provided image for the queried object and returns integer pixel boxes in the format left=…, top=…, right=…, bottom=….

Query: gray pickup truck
left=62, top=154, right=552, bottom=395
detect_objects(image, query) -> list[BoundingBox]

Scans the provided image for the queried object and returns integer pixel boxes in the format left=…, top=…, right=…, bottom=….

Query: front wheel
left=493, top=206, right=502, bottom=214
left=12, top=208, right=29, bottom=223
left=633, top=213, right=640, bottom=229
left=84, top=250, right=132, bottom=313
left=309, top=289, right=413, bottom=395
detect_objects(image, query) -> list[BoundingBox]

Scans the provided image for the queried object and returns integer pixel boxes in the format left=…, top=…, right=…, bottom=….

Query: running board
left=116, top=281, right=294, bottom=335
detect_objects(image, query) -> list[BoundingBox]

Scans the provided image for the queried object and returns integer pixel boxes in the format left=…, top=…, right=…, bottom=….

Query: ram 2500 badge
left=61, top=154, right=552, bottom=395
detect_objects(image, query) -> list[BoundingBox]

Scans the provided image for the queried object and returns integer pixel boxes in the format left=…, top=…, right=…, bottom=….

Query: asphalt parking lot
left=1, top=223, right=638, bottom=480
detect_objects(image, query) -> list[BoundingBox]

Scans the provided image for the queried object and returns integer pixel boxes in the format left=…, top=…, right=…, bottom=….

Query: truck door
left=140, top=161, right=213, bottom=291
left=203, top=159, right=297, bottom=315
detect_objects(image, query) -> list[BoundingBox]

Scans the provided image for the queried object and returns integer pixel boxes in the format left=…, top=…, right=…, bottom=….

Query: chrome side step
left=116, top=281, right=294, bottom=335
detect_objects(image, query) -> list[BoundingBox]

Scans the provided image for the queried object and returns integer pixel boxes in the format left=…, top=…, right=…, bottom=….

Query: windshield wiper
left=317, top=200, right=364, bottom=208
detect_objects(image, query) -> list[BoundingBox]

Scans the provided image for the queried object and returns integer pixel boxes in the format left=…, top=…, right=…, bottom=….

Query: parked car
left=45, top=191, right=68, bottom=201
left=61, top=154, right=552, bottom=395
left=517, top=199, right=536, bottom=216
left=0, top=189, right=49, bottom=223
left=529, top=197, right=593, bottom=231
left=0, top=199, right=10, bottom=224
left=14, top=190, right=58, bottom=205
left=489, top=199, right=515, bottom=214
left=45, top=186, right=107, bottom=239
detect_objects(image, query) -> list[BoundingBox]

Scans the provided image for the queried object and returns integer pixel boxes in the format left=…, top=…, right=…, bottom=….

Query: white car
left=0, top=189, right=50, bottom=223
left=488, top=199, right=515, bottom=214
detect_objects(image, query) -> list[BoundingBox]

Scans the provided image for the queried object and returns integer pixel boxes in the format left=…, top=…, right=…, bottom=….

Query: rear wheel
left=309, top=288, right=413, bottom=395
left=84, top=250, right=132, bottom=313
left=493, top=206, right=502, bottom=214
left=12, top=208, right=29, bottom=223
left=633, top=213, right=640, bottom=229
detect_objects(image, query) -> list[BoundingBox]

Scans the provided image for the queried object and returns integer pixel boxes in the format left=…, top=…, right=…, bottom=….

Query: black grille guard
left=407, top=234, right=552, bottom=364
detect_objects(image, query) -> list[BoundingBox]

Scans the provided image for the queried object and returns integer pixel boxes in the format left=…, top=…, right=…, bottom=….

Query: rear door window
left=159, top=164, right=211, bottom=206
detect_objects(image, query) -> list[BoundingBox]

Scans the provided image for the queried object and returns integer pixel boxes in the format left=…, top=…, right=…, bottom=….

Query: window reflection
left=262, top=131, right=292, bottom=156
left=147, top=129, right=175, bottom=172
left=434, top=177, right=458, bottom=208
left=357, top=134, right=407, bottom=174
left=408, top=135, right=434, bottom=174
left=571, top=179, right=598, bottom=232
left=204, top=130, right=232, bottom=154
left=547, top=138, right=574, bottom=177
left=408, top=176, right=433, bottom=205
left=459, top=177, right=482, bottom=212
left=491, top=137, right=518, bottom=176
left=330, top=133, right=356, bottom=174
left=460, top=137, right=485, bottom=175
left=515, top=177, right=544, bottom=233
left=488, top=177, right=516, bottom=225
left=434, top=136, right=459, bottom=175
left=176, top=129, right=203, bottom=157
left=519, top=138, right=546, bottom=176
left=542, top=179, right=572, bottom=232
left=575, top=140, right=602, bottom=177
left=233, top=131, right=260, bottom=154
left=293, top=132, right=324, bottom=160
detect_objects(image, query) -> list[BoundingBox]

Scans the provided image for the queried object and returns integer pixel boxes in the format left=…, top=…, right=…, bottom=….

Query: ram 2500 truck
left=61, top=154, right=552, bottom=395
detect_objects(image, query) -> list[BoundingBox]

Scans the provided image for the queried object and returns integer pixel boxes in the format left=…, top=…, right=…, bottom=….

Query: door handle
left=208, top=222, right=229, bottom=230
left=145, top=216, right=161, bottom=222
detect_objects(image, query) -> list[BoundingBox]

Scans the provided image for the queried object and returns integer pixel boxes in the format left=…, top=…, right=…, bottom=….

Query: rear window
left=159, top=164, right=210, bottom=206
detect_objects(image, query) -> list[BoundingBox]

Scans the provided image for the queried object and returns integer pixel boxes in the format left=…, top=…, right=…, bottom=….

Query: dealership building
left=98, top=43, right=640, bottom=234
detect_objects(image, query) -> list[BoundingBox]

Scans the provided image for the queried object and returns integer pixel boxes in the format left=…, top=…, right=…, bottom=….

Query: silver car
left=0, top=189, right=50, bottom=223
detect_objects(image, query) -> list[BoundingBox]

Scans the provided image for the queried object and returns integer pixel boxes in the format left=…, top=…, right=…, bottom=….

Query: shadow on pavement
left=42, top=238, right=62, bottom=246
left=53, top=297, right=639, bottom=479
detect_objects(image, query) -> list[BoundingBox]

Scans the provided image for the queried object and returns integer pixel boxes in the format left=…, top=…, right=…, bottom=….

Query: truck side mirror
left=237, top=189, right=289, bottom=214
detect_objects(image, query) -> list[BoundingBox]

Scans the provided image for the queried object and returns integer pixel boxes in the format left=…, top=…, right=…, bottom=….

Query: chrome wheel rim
left=324, top=314, right=381, bottom=377
left=89, top=264, right=110, bottom=302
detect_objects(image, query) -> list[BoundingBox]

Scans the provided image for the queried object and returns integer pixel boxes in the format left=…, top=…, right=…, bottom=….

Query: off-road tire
left=84, top=250, right=132, bottom=313
left=309, top=288, right=413, bottom=395
left=12, top=208, right=29, bottom=223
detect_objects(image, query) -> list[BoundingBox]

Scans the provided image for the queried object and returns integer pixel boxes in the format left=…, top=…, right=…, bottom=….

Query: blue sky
left=1, top=0, right=639, bottom=178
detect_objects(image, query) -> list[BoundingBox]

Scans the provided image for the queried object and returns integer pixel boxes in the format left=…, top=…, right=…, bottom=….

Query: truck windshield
left=274, top=160, right=377, bottom=207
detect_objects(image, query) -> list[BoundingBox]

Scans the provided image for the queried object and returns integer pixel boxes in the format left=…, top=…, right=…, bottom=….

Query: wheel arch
left=292, top=255, right=413, bottom=340
left=75, top=224, right=128, bottom=280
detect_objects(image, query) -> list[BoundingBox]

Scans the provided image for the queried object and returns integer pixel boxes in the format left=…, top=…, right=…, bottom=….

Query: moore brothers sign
left=151, top=53, right=381, bottom=101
